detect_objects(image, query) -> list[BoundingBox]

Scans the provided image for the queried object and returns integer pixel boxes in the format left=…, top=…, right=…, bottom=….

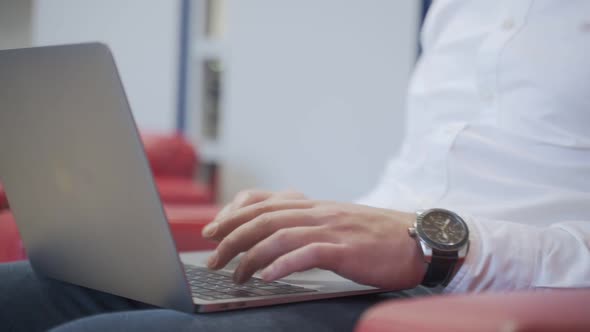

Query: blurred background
left=0, top=0, right=423, bottom=203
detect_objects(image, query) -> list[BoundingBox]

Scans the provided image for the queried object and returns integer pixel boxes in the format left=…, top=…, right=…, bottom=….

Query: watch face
left=417, top=209, right=468, bottom=250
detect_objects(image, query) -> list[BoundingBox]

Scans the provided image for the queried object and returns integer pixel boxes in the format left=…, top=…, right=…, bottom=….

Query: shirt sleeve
left=445, top=216, right=590, bottom=293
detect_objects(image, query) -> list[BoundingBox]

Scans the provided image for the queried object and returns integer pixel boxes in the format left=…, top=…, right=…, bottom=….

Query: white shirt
left=359, top=0, right=590, bottom=292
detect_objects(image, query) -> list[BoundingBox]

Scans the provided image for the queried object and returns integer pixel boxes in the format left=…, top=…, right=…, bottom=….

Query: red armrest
left=0, top=183, right=8, bottom=211
left=0, top=211, right=25, bottom=262
left=156, top=177, right=213, bottom=205
left=164, top=205, right=219, bottom=251
left=0, top=205, right=220, bottom=263
left=141, top=133, right=198, bottom=179
left=355, top=290, right=590, bottom=332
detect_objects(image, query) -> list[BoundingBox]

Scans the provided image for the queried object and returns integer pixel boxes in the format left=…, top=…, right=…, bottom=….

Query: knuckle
left=277, top=259, right=292, bottom=273
left=309, top=243, right=326, bottom=257
left=332, top=222, right=361, bottom=233
left=254, top=212, right=274, bottom=230
left=219, top=235, right=238, bottom=255
left=316, top=207, right=347, bottom=222
left=311, top=243, right=340, bottom=268
left=251, top=200, right=274, bottom=215
left=240, top=250, right=254, bottom=267
left=273, top=228, right=291, bottom=242
left=236, top=189, right=255, bottom=203
left=235, top=189, right=272, bottom=208
left=243, top=246, right=264, bottom=268
left=281, top=190, right=305, bottom=199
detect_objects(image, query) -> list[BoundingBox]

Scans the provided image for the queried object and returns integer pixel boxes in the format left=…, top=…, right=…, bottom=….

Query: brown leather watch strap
left=421, top=250, right=458, bottom=287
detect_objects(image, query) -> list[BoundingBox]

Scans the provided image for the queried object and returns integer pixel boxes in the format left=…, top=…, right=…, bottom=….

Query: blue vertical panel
left=418, top=0, right=432, bottom=56
left=176, top=0, right=191, bottom=133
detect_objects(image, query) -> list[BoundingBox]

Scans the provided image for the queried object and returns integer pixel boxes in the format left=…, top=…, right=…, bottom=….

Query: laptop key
left=184, top=264, right=316, bottom=300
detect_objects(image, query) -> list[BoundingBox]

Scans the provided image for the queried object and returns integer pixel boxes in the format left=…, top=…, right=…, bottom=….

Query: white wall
left=221, top=1, right=419, bottom=202
left=0, top=0, right=32, bottom=50
left=32, top=0, right=181, bottom=132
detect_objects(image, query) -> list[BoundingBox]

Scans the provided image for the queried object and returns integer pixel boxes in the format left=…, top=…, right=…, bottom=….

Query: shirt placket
left=417, top=121, right=467, bottom=209
left=475, top=0, right=533, bottom=124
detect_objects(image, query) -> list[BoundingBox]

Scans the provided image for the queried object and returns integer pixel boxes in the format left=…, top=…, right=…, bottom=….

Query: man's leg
left=0, top=261, right=150, bottom=332
left=2, top=261, right=434, bottom=332
left=50, top=290, right=434, bottom=332
left=50, top=296, right=394, bottom=332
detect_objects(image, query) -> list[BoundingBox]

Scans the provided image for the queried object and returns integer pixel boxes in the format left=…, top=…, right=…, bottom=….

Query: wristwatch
left=408, top=208, right=469, bottom=287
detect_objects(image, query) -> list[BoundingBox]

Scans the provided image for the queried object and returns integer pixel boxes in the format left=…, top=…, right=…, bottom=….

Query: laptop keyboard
left=184, top=264, right=316, bottom=301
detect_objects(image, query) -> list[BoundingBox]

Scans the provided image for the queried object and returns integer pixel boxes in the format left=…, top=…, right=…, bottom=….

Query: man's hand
left=202, top=190, right=426, bottom=290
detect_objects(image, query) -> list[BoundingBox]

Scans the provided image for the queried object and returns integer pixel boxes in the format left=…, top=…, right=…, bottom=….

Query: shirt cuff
left=444, top=215, right=481, bottom=293
left=443, top=215, right=540, bottom=293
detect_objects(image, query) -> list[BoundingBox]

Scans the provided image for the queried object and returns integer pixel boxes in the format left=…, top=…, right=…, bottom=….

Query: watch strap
left=421, top=250, right=458, bottom=287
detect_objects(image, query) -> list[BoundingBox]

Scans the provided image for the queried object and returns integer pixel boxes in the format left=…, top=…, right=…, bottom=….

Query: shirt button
left=502, top=18, right=515, bottom=30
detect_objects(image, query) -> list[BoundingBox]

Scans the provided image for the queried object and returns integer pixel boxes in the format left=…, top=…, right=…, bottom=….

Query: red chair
left=142, top=132, right=219, bottom=251
left=0, top=212, right=25, bottom=262
left=0, top=133, right=219, bottom=263
left=355, top=290, right=590, bottom=332
left=155, top=177, right=213, bottom=205
left=164, top=205, right=219, bottom=251
left=0, top=206, right=217, bottom=263
left=141, top=133, right=198, bottom=179
left=0, top=183, right=8, bottom=211
left=142, top=133, right=213, bottom=205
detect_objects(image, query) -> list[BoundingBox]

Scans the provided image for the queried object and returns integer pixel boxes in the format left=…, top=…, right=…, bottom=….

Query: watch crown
left=408, top=227, right=417, bottom=237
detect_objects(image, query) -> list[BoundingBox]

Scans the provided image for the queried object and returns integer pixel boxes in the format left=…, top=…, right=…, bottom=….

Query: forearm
left=445, top=217, right=590, bottom=293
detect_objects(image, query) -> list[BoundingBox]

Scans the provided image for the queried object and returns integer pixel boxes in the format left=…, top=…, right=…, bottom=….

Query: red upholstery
left=0, top=212, right=25, bottom=262
left=142, top=133, right=198, bottom=179
left=0, top=183, right=8, bottom=211
left=1, top=134, right=213, bottom=207
left=2, top=178, right=214, bottom=209
left=0, top=206, right=218, bottom=262
left=355, top=290, right=590, bottom=332
left=155, top=177, right=213, bottom=205
left=0, top=132, right=219, bottom=263
left=143, top=133, right=213, bottom=205
left=165, top=205, right=219, bottom=251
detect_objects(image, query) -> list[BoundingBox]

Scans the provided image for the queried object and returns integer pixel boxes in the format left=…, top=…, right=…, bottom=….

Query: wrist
left=399, top=212, right=428, bottom=287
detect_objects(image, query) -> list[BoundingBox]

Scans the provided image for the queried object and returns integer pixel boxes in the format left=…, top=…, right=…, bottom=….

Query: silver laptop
left=0, top=43, right=385, bottom=313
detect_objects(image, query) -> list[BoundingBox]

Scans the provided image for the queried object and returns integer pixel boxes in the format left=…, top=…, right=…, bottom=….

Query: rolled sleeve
left=445, top=216, right=544, bottom=293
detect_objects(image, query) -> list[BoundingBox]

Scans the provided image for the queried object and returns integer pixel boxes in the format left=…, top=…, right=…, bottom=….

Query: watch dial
left=420, top=211, right=467, bottom=246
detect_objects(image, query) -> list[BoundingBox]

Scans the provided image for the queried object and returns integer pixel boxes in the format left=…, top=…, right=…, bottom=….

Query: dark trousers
left=0, top=261, right=431, bottom=332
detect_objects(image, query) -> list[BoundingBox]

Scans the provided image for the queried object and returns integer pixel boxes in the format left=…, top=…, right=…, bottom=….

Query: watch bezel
left=416, top=208, right=469, bottom=251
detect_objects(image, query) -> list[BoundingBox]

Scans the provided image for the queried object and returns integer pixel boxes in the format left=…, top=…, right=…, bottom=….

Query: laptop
left=0, top=43, right=386, bottom=313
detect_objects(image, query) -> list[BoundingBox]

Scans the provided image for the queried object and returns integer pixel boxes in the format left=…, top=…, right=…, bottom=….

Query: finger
left=274, top=190, right=306, bottom=200
left=231, top=189, right=305, bottom=211
left=260, top=243, right=345, bottom=282
left=213, top=189, right=275, bottom=222
left=233, top=189, right=275, bottom=209
left=208, top=209, right=319, bottom=270
left=205, top=199, right=315, bottom=240
left=233, top=226, right=334, bottom=283
left=203, top=190, right=306, bottom=237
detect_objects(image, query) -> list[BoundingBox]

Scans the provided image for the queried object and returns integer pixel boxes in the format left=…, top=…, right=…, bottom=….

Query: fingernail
left=202, top=222, right=218, bottom=238
left=207, top=253, right=218, bottom=269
